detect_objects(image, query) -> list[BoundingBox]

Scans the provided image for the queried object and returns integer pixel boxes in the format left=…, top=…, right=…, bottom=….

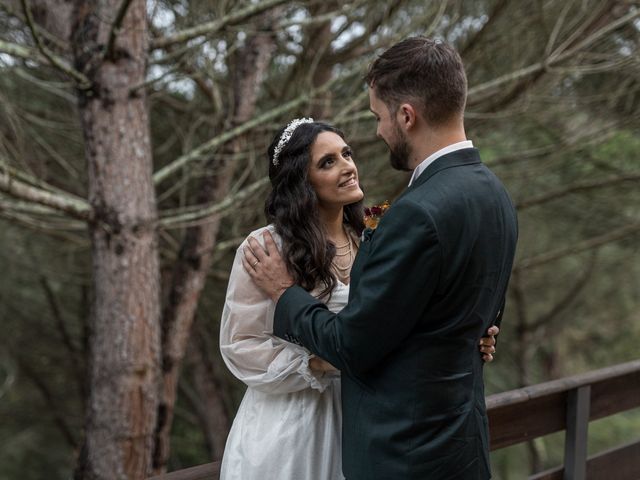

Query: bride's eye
left=321, top=157, right=335, bottom=168
left=343, top=149, right=353, bottom=159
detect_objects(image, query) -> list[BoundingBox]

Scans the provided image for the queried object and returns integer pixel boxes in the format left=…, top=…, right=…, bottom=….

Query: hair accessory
left=272, top=117, right=314, bottom=166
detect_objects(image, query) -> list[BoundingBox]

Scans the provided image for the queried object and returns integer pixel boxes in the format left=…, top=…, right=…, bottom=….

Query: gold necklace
left=331, top=229, right=354, bottom=274
left=334, top=240, right=351, bottom=257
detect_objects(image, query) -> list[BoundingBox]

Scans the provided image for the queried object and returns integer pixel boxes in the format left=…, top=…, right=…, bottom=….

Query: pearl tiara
left=272, top=117, right=314, bottom=166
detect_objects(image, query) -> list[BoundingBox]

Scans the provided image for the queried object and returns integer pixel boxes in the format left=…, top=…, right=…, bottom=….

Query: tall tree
left=69, top=1, right=161, bottom=478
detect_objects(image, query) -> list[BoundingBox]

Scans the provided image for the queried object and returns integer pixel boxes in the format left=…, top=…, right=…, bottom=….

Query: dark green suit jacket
left=274, top=148, right=518, bottom=479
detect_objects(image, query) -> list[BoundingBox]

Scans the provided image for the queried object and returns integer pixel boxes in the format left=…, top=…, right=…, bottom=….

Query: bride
left=218, top=119, right=497, bottom=479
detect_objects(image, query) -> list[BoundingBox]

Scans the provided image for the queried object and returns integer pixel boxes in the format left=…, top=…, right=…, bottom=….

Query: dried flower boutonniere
left=363, top=200, right=390, bottom=230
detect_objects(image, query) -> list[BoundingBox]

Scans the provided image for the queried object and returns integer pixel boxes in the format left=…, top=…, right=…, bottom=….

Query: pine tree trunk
left=71, top=1, right=160, bottom=478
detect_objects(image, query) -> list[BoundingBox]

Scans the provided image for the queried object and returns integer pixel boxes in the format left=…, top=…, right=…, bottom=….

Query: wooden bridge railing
left=149, top=359, right=640, bottom=480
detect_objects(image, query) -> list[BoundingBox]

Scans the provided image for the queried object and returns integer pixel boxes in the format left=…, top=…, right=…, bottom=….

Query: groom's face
left=369, top=87, right=412, bottom=172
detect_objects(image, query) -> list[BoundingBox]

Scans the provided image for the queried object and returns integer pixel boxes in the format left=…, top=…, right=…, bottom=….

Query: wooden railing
left=149, top=359, right=640, bottom=480
left=487, top=359, right=640, bottom=479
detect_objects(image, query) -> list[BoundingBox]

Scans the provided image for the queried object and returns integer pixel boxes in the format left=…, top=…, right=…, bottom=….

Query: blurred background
left=0, top=0, right=639, bottom=478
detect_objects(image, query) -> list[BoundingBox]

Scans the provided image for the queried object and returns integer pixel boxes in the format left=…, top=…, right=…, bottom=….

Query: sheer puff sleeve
left=219, top=226, right=333, bottom=394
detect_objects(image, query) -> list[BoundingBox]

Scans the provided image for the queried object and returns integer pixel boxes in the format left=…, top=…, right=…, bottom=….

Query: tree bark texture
left=152, top=19, right=279, bottom=473
left=71, top=1, right=161, bottom=478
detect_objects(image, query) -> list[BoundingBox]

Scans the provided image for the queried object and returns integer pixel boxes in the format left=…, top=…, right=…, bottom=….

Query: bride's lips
left=338, top=176, right=358, bottom=188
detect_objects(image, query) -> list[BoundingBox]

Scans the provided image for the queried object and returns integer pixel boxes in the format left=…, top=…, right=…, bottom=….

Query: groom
left=244, top=37, right=517, bottom=479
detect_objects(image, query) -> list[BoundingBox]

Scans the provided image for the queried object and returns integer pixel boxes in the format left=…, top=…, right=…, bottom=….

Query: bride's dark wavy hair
left=265, top=121, right=365, bottom=299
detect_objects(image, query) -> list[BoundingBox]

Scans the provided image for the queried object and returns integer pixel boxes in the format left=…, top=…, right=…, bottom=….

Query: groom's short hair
left=365, top=37, right=467, bottom=126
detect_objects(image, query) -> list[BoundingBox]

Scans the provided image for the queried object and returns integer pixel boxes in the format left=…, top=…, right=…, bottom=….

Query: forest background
left=0, top=0, right=639, bottom=479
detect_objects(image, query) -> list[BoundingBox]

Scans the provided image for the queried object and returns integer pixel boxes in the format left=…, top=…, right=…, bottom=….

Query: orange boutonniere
left=363, top=201, right=390, bottom=229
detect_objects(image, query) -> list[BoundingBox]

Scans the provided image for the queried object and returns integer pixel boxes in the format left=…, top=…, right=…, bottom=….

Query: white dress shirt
left=408, top=140, right=474, bottom=186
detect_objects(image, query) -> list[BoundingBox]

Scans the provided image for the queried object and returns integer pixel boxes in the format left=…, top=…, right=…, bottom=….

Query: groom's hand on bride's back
left=479, top=326, right=499, bottom=363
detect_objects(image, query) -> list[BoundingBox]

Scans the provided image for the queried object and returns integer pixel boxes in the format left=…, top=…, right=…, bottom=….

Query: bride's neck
left=319, top=206, right=346, bottom=242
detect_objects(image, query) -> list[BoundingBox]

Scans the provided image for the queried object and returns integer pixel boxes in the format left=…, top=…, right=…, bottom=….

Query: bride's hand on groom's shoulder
left=243, top=231, right=294, bottom=302
left=479, top=326, right=499, bottom=363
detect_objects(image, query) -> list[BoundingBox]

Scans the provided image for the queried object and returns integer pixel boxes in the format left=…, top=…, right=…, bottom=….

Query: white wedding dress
left=219, top=225, right=347, bottom=480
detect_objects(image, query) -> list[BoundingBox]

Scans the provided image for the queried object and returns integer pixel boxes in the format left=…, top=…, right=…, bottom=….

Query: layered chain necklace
left=331, top=227, right=355, bottom=281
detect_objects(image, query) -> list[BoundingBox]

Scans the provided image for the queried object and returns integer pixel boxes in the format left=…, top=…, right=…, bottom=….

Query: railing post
left=563, top=385, right=591, bottom=480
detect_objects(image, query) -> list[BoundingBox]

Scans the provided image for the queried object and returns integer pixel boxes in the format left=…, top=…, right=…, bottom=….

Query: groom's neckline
left=406, top=147, right=481, bottom=191
left=408, top=140, right=474, bottom=187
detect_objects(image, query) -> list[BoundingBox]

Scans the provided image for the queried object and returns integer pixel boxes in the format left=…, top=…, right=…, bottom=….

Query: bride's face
left=308, top=131, right=364, bottom=210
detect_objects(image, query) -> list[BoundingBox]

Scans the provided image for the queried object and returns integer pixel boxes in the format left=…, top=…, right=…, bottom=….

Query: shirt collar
left=408, top=140, right=474, bottom=186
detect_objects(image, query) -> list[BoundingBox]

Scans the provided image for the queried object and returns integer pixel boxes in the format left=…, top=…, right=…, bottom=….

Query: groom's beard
left=388, top=125, right=412, bottom=172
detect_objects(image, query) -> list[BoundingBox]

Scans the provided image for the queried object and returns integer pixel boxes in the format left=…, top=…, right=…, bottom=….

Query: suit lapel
left=350, top=237, right=370, bottom=300
left=351, top=149, right=481, bottom=299
left=398, top=148, right=482, bottom=201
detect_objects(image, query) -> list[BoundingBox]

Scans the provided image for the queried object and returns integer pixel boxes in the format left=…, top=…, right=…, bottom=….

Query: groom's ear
left=397, top=103, right=417, bottom=131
